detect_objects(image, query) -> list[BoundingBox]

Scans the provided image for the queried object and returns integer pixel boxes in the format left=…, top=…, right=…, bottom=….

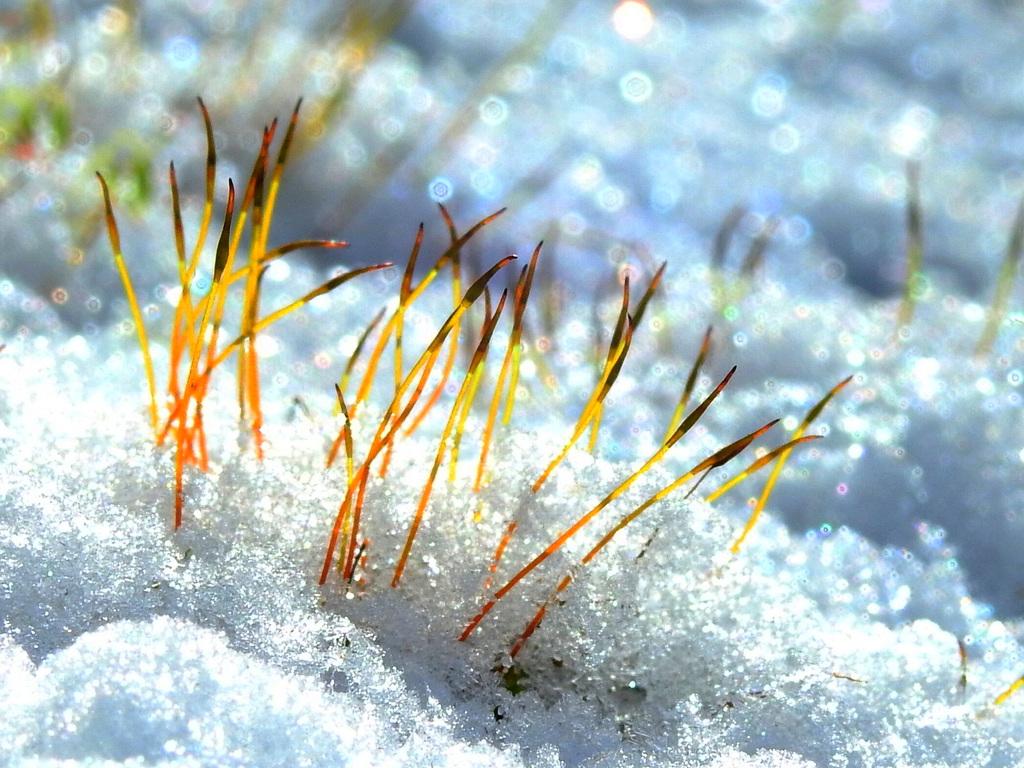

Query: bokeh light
left=612, top=1, right=654, bottom=41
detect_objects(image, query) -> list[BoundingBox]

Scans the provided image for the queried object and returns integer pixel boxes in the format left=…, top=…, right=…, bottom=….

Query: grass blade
left=898, top=160, right=924, bottom=330
left=95, top=172, right=158, bottom=436
left=728, top=375, right=852, bottom=553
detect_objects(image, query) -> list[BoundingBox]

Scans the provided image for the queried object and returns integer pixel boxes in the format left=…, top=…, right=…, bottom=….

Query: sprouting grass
left=87, top=97, right=1024, bottom=712
left=454, top=307, right=845, bottom=658
left=96, top=172, right=158, bottom=436
left=95, top=98, right=862, bottom=673
left=319, top=246, right=515, bottom=583
left=97, top=98, right=390, bottom=528
left=458, top=349, right=825, bottom=658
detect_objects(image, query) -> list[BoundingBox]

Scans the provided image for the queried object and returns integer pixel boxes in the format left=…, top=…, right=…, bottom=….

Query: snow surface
left=3, top=1, right=1024, bottom=767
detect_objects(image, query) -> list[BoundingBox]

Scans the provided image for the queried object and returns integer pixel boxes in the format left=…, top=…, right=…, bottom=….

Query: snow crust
left=2, top=267, right=1024, bottom=766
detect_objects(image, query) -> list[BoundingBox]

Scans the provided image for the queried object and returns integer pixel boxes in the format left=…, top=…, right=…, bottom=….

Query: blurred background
left=2, top=0, right=1024, bottom=328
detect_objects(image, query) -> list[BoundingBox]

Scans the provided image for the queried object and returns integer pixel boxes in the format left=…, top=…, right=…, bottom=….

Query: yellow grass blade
left=584, top=263, right=664, bottom=452
left=437, top=202, right=464, bottom=300
left=240, top=266, right=269, bottom=458
left=199, top=187, right=249, bottom=388
left=665, top=326, right=713, bottom=444
left=448, top=359, right=485, bottom=485
left=337, top=305, right=387, bottom=407
left=166, top=161, right=193, bottom=403
left=531, top=317, right=635, bottom=493
left=233, top=122, right=278, bottom=427
left=473, top=243, right=542, bottom=494
left=501, top=243, right=542, bottom=425
left=169, top=162, right=187, bottom=277
left=629, top=261, right=666, bottom=329
left=662, top=365, right=737, bottom=452
left=729, top=375, right=852, bottom=554
left=588, top=277, right=632, bottom=451
left=994, top=673, right=1024, bottom=706
left=605, top=277, right=632, bottom=369
left=187, top=96, right=217, bottom=295
left=326, top=384, right=356, bottom=478
left=261, top=99, right=302, bottom=259
left=394, top=221, right=423, bottom=395
left=96, top=172, right=158, bottom=437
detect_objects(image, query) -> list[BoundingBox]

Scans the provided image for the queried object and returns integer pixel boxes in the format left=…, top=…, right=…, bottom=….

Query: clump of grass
left=319, top=242, right=515, bottom=583
left=283, top=190, right=846, bottom=660
left=458, top=346, right=827, bottom=659
left=98, top=98, right=390, bottom=528
left=99, top=99, right=854, bottom=670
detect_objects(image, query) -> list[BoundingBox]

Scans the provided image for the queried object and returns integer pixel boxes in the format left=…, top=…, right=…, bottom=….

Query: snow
left=3, top=1, right=1024, bottom=767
